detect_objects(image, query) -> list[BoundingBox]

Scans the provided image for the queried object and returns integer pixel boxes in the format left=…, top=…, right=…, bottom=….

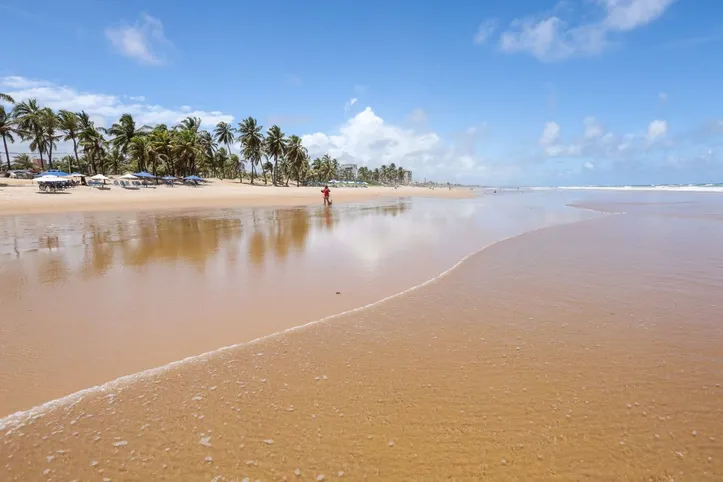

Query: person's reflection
left=323, top=206, right=333, bottom=230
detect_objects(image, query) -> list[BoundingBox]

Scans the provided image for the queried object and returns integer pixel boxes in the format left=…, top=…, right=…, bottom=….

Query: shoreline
left=0, top=180, right=475, bottom=216
left=0, top=211, right=606, bottom=430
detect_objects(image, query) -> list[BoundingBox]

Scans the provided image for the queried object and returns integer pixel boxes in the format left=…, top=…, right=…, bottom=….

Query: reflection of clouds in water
left=313, top=201, right=480, bottom=269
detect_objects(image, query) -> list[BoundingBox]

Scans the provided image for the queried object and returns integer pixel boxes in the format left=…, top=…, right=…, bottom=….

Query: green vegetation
left=0, top=97, right=410, bottom=184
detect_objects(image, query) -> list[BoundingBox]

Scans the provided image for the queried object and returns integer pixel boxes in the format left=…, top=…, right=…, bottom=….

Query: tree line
left=0, top=93, right=410, bottom=185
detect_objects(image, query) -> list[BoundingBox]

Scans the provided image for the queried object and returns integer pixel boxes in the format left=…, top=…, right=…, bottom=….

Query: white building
left=339, top=163, right=358, bottom=180
left=402, top=170, right=412, bottom=185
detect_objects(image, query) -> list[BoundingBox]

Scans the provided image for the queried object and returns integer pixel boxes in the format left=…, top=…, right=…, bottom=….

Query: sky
left=1, top=0, right=722, bottom=186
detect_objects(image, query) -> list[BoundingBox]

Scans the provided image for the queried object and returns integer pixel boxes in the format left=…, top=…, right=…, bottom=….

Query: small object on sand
left=204, top=456, right=213, bottom=463
left=388, top=440, right=394, bottom=447
left=316, top=475, right=325, bottom=481
left=295, top=468, right=302, bottom=476
left=336, top=292, right=340, bottom=295
left=263, top=439, right=274, bottom=445
left=337, top=471, right=345, bottom=477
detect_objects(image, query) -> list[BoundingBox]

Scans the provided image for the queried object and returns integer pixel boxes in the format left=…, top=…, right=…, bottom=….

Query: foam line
left=0, top=211, right=616, bottom=433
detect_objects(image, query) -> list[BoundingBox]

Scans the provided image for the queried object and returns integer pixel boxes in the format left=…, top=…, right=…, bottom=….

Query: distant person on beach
left=321, top=185, right=331, bottom=206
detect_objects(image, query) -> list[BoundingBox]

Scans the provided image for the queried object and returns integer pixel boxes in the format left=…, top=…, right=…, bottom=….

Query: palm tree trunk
left=250, top=163, right=255, bottom=184
left=273, top=155, right=278, bottom=185
left=39, top=149, right=45, bottom=171
left=48, top=144, right=54, bottom=170
left=2, top=135, right=10, bottom=170
left=71, top=138, right=79, bottom=174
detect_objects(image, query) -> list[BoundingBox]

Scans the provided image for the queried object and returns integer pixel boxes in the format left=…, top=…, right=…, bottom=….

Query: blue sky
left=1, top=0, right=722, bottom=185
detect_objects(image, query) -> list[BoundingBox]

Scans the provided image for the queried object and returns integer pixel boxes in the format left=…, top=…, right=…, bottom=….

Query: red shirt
left=322, top=188, right=330, bottom=197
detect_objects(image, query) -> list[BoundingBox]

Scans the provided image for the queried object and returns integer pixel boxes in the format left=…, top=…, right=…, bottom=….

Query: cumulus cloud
left=0, top=76, right=233, bottom=128
left=301, top=106, right=487, bottom=180
left=495, top=0, right=677, bottom=61
left=105, top=13, right=173, bottom=65
left=539, top=121, right=561, bottom=147
left=658, top=92, right=668, bottom=102
left=539, top=116, right=678, bottom=163
left=647, top=119, right=668, bottom=141
left=473, top=19, right=498, bottom=45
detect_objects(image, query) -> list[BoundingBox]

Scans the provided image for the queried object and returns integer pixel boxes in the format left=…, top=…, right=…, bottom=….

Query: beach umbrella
left=134, top=171, right=155, bottom=179
left=42, top=170, right=69, bottom=176
left=90, top=174, right=111, bottom=181
left=120, top=173, right=138, bottom=179
left=184, top=175, right=203, bottom=181
left=69, top=172, right=85, bottom=177
left=162, top=175, right=177, bottom=180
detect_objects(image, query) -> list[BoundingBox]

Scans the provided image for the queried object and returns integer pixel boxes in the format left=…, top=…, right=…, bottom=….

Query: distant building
left=339, top=163, right=358, bottom=180
left=402, top=170, right=412, bottom=185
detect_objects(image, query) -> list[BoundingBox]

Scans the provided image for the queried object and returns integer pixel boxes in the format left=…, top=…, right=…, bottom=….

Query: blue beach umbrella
left=133, top=171, right=155, bottom=178
left=162, top=175, right=176, bottom=180
left=184, top=175, right=203, bottom=181
left=40, top=170, right=69, bottom=176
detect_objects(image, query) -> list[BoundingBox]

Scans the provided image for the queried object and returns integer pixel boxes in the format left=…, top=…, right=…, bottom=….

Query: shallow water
left=0, top=194, right=595, bottom=416
left=1, top=191, right=722, bottom=481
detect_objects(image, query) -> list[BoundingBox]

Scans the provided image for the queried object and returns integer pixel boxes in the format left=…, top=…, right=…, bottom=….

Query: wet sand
left=2, top=192, right=722, bottom=480
left=0, top=180, right=473, bottom=216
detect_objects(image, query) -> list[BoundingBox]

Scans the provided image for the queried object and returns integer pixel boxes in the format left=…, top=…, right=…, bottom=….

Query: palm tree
left=0, top=105, right=19, bottom=170
left=213, top=121, right=235, bottom=172
left=58, top=110, right=81, bottom=174
left=41, top=108, right=61, bottom=169
left=238, top=117, right=264, bottom=184
left=128, top=135, right=152, bottom=173
left=215, top=147, right=229, bottom=177
left=262, top=160, right=273, bottom=184
left=107, top=113, right=143, bottom=157
left=180, top=116, right=201, bottom=133
left=173, top=128, right=199, bottom=176
left=0, top=93, right=15, bottom=104
left=285, top=135, right=308, bottom=186
left=14, top=99, right=46, bottom=170
left=265, top=125, right=286, bottom=185
left=12, top=153, right=33, bottom=170
left=149, top=125, right=173, bottom=175
left=230, top=153, right=244, bottom=181
left=197, top=130, right=216, bottom=177
left=106, top=146, right=125, bottom=174
left=79, top=119, right=106, bottom=174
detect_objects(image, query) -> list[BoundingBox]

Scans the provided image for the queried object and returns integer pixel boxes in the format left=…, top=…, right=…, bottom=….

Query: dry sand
left=1, top=204, right=722, bottom=481
left=0, top=178, right=473, bottom=216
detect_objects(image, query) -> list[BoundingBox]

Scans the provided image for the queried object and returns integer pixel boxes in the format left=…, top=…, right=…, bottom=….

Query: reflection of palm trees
left=37, top=235, right=69, bottom=284
left=246, top=207, right=312, bottom=265
left=120, top=215, right=243, bottom=269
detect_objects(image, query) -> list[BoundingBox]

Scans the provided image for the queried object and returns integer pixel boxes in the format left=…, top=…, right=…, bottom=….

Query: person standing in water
left=321, top=185, right=331, bottom=206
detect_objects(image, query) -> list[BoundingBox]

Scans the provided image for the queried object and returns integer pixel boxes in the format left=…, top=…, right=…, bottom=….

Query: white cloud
left=647, top=119, right=668, bottom=141
left=128, top=95, right=146, bottom=102
left=658, top=92, right=668, bottom=102
left=496, top=0, right=676, bottom=61
left=105, top=13, right=172, bottom=66
left=301, top=107, right=487, bottom=180
left=584, top=161, right=595, bottom=169
left=539, top=121, right=561, bottom=147
left=0, top=76, right=233, bottom=128
left=473, top=19, right=498, bottom=45
left=600, top=0, right=677, bottom=31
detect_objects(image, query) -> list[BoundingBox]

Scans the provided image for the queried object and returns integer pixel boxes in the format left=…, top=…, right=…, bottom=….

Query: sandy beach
left=0, top=178, right=473, bottom=216
left=1, top=191, right=722, bottom=481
